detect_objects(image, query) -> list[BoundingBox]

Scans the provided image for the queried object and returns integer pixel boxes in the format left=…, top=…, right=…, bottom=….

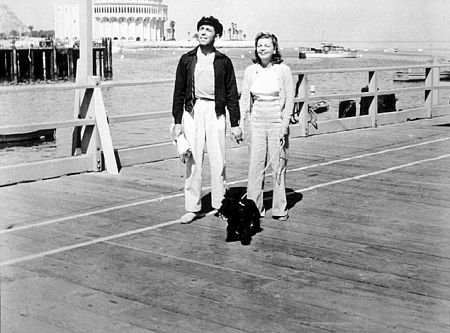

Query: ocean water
left=1, top=43, right=449, bottom=165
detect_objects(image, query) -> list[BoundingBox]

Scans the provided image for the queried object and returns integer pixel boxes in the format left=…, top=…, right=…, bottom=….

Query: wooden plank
left=1, top=306, right=76, bottom=333
left=303, top=116, right=372, bottom=137
left=0, top=118, right=95, bottom=135
left=377, top=107, right=428, bottom=125
left=117, top=142, right=178, bottom=167
left=16, top=246, right=381, bottom=332
left=0, top=155, right=94, bottom=186
left=433, top=104, right=450, bottom=117
left=109, top=111, right=171, bottom=123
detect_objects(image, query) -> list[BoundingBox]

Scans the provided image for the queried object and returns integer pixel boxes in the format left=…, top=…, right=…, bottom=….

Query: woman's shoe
left=273, top=214, right=289, bottom=221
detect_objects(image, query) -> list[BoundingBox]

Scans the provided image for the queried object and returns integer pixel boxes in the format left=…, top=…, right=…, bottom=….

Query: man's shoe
left=273, top=214, right=289, bottom=221
left=179, top=212, right=199, bottom=224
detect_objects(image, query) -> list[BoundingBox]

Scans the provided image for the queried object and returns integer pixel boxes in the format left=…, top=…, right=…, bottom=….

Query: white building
left=55, top=4, right=80, bottom=40
left=55, top=0, right=168, bottom=41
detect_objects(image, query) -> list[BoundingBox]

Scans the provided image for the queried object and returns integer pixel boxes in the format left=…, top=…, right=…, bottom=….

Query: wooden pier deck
left=1, top=115, right=450, bottom=332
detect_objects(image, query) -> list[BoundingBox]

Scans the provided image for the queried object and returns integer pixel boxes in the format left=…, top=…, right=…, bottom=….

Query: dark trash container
left=359, top=85, right=397, bottom=115
left=339, top=100, right=357, bottom=118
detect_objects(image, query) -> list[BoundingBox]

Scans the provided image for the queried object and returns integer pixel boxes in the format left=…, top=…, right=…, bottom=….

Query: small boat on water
left=0, top=129, right=56, bottom=144
left=308, top=100, right=329, bottom=113
left=290, top=100, right=329, bottom=125
left=393, top=68, right=450, bottom=81
left=299, top=43, right=359, bottom=59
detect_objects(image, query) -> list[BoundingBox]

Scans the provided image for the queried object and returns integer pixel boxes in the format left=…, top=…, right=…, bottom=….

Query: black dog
left=218, top=191, right=262, bottom=245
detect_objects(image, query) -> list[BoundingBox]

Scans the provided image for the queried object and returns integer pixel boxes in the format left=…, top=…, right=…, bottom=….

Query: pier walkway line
left=1, top=115, right=450, bottom=332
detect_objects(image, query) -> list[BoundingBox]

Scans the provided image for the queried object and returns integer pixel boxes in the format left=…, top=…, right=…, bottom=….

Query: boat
left=290, top=100, right=329, bottom=126
left=308, top=100, right=329, bottom=113
left=299, top=43, right=359, bottom=59
left=393, top=68, right=450, bottom=81
left=0, top=129, right=56, bottom=144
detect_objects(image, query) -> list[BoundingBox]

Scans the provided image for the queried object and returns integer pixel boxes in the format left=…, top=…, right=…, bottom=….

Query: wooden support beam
left=295, top=74, right=309, bottom=136
left=90, top=78, right=118, bottom=174
left=368, top=70, right=378, bottom=127
left=12, top=46, right=17, bottom=83
left=79, top=0, right=93, bottom=84
left=0, top=155, right=93, bottom=186
left=425, top=59, right=440, bottom=118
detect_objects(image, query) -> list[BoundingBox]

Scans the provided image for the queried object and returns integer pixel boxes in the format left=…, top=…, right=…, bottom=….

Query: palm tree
left=169, top=20, right=175, bottom=40
left=28, top=25, right=34, bottom=37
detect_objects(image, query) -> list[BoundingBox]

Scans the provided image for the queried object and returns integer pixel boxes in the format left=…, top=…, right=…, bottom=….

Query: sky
left=1, top=0, right=449, bottom=42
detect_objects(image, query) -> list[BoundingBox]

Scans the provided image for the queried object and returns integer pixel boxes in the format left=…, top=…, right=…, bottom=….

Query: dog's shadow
left=200, top=187, right=303, bottom=216
left=200, top=187, right=303, bottom=246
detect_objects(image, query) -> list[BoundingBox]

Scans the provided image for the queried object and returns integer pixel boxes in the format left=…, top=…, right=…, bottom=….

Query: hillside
left=0, top=3, right=28, bottom=34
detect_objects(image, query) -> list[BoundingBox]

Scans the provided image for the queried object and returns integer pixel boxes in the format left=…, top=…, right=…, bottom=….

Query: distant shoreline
left=112, top=39, right=254, bottom=52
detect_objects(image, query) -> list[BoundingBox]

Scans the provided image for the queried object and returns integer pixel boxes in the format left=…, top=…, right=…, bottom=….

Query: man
left=172, top=16, right=243, bottom=224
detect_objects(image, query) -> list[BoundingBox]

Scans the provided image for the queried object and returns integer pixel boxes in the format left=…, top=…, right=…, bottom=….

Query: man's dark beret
left=197, top=16, right=223, bottom=37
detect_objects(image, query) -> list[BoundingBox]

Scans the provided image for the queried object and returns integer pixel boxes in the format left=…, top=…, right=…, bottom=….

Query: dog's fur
left=218, top=191, right=262, bottom=245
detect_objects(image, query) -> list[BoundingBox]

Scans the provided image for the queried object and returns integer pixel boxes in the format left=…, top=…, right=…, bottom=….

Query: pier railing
left=1, top=63, right=449, bottom=186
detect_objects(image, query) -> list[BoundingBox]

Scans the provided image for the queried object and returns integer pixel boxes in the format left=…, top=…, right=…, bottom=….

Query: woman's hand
left=279, top=126, right=289, bottom=139
left=230, top=126, right=243, bottom=143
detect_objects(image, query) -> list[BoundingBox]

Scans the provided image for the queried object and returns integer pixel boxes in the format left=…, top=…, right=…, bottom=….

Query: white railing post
left=73, top=0, right=94, bottom=157
left=296, top=74, right=309, bottom=136
left=72, top=0, right=118, bottom=174
left=425, top=58, right=439, bottom=118
left=368, top=70, right=378, bottom=127
left=78, top=0, right=93, bottom=84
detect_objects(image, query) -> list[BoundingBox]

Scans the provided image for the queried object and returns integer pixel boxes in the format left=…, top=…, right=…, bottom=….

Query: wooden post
left=108, top=38, right=113, bottom=78
left=30, top=49, right=35, bottom=81
left=296, top=74, right=309, bottom=136
left=78, top=0, right=93, bottom=84
left=73, top=0, right=93, bottom=152
left=368, top=70, right=378, bottom=127
left=73, top=0, right=94, bottom=155
left=99, top=49, right=103, bottom=78
left=72, top=0, right=118, bottom=174
left=52, top=46, right=57, bottom=81
left=12, top=46, right=17, bottom=84
left=91, top=77, right=119, bottom=174
left=425, top=59, right=439, bottom=118
left=42, top=51, right=47, bottom=81
left=68, top=49, right=73, bottom=79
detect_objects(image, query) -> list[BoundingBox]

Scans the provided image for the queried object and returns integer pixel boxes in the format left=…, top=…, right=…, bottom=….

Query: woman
left=240, top=32, right=294, bottom=221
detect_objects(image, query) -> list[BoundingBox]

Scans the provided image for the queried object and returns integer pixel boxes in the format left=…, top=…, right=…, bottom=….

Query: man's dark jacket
left=172, top=46, right=240, bottom=127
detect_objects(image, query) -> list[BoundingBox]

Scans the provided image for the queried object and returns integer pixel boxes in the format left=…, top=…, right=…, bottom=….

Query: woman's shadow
left=262, top=188, right=303, bottom=213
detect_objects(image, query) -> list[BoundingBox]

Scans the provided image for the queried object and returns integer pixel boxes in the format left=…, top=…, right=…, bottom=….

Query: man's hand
left=230, top=126, right=243, bottom=143
left=172, top=124, right=182, bottom=140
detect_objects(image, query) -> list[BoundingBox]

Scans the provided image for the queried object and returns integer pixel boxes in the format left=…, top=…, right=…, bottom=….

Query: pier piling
left=0, top=38, right=113, bottom=84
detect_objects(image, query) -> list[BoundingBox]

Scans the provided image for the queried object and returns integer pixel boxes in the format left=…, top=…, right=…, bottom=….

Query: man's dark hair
left=197, top=16, right=223, bottom=37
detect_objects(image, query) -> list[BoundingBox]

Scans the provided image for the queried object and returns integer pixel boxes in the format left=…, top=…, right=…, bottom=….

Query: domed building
left=55, top=0, right=168, bottom=41
left=93, top=0, right=168, bottom=41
